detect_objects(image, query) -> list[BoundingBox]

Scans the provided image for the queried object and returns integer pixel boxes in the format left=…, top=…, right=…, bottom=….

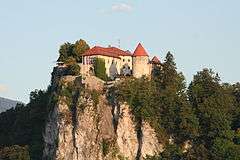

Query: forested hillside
left=113, top=52, right=240, bottom=159
left=0, top=90, right=51, bottom=160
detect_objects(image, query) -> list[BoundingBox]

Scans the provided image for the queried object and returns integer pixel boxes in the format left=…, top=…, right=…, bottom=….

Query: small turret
left=133, top=43, right=149, bottom=57
left=132, top=43, right=151, bottom=78
left=151, top=56, right=160, bottom=64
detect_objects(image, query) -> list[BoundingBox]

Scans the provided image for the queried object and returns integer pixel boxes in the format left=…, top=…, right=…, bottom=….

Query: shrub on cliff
left=57, top=39, right=90, bottom=63
left=0, top=145, right=30, bottom=160
left=63, top=57, right=80, bottom=76
left=72, top=39, right=90, bottom=63
left=57, top=42, right=73, bottom=62
left=68, top=63, right=80, bottom=76
left=93, top=58, right=108, bottom=81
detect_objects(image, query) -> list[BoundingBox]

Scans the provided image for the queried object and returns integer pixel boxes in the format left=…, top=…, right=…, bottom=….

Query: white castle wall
left=81, top=55, right=151, bottom=79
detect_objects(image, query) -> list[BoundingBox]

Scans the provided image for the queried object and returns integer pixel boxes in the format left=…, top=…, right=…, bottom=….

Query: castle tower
left=132, top=43, right=150, bottom=78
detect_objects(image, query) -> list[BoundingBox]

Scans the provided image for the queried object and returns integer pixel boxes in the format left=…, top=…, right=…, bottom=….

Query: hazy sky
left=0, top=0, right=240, bottom=103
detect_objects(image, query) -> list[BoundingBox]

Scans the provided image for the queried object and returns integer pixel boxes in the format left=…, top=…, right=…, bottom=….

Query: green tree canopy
left=188, top=69, right=234, bottom=140
left=72, top=39, right=90, bottom=62
left=57, top=39, right=90, bottom=63
left=57, top=42, right=74, bottom=62
left=152, top=52, right=199, bottom=143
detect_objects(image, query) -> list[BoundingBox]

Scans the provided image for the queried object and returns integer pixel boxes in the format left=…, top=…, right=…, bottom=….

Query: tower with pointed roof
left=132, top=43, right=151, bottom=78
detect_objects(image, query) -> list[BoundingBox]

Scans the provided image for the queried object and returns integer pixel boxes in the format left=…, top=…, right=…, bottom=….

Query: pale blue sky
left=0, top=0, right=240, bottom=103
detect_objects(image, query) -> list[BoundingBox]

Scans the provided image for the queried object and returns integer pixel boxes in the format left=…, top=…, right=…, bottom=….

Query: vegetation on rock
left=93, top=58, right=108, bottom=81
left=57, top=39, right=90, bottom=63
left=57, top=39, right=90, bottom=76
left=112, top=52, right=240, bottom=159
left=0, top=145, right=30, bottom=160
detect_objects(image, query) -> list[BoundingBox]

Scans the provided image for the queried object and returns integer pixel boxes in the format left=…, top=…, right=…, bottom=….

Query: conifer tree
left=187, top=69, right=240, bottom=159
left=188, top=69, right=234, bottom=142
left=153, top=52, right=199, bottom=143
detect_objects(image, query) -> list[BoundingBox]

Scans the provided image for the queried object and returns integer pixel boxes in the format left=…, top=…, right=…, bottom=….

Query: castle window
left=123, top=59, right=125, bottom=62
left=128, top=59, right=130, bottom=62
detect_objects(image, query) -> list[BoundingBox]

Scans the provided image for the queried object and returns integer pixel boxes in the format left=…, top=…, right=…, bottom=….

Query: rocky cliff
left=42, top=68, right=163, bottom=160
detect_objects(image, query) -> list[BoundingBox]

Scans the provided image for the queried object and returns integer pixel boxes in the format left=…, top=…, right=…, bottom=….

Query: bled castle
left=72, top=43, right=161, bottom=79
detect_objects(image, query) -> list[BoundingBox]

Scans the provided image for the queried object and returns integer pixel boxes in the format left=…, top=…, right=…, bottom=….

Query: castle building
left=132, top=43, right=151, bottom=78
left=80, top=43, right=161, bottom=79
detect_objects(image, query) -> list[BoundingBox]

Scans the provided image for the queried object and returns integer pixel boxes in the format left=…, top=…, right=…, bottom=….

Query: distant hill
left=0, top=97, right=22, bottom=113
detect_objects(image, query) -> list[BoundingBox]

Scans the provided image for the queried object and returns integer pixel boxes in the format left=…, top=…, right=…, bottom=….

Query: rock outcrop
left=43, top=69, right=163, bottom=160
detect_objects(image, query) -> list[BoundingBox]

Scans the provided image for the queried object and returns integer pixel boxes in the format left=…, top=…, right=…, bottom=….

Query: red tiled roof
left=82, top=46, right=132, bottom=58
left=151, top=56, right=161, bottom=64
left=133, top=43, right=149, bottom=57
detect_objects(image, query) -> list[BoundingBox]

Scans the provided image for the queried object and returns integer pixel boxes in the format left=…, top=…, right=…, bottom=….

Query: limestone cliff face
left=114, top=103, right=163, bottom=159
left=43, top=70, right=163, bottom=160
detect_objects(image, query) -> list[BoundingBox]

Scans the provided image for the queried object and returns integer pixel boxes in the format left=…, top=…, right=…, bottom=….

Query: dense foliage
left=0, top=89, right=52, bottom=160
left=68, top=63, right=80, bottom=76
left=57, top=39, right=90, bottom=63
left=0, top=145, right=30, bottom=160
left=56, top=39, right=90, bottom=76
left=113, top=52, right=240, bottom=159
left=93, top=58, right=108, bottom=81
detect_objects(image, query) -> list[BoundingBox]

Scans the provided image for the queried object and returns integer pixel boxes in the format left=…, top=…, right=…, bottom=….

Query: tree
left=64, top=56, right=76, bottom=65
left=175, top=97, right=199, bottom=143
left=57, top=39, right=90, bottom=63
left=68, top=63, right=80, bottom=76
left=153, top=52, right=199, bottom=143
left=93, top=58, right=108, bottom=81
left=63, top=56, right=80, bottom=76
left=211, top=138, right=240, bottom=160
left=145, top=144, right=184, bottom=160
left=188, top=69, right=221, bottom=109
left=0, top=89, right=51, bottom=159
left=230, top=83, right=240, bottom=131
left=57, top=42, right=74, bottom=62
left=72, top=39, right=90, bottom=63
left=188, top=68, right=236, bottom=156
left=186, top=142, right=210, bottom=160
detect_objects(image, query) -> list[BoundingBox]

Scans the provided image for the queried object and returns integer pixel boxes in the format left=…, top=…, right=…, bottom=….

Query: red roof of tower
left=133, top=43, right=149, bottom=57
left=82, top=46, right=132, bottom=58
left=151, top=56, right=161, bottom=64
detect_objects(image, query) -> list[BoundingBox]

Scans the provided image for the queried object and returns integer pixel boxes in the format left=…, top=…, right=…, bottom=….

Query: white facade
left=81, top=55, right=133, bottom=77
